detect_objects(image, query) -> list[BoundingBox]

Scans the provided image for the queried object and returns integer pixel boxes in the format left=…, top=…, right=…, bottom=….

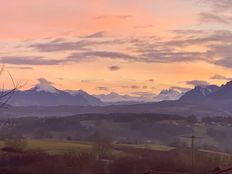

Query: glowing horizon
left=1, top=0, right=232, bottom=96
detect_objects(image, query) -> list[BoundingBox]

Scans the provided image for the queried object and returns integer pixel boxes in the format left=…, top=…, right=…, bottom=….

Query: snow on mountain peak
left=34, top=78, right=58, bottom=93
left=154, top=89, right=182, bottom=101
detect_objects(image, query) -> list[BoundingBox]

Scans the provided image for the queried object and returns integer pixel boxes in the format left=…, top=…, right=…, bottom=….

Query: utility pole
left=191, top=136, right=195, bottom=174
left=182, top=135, right=201, bottom=174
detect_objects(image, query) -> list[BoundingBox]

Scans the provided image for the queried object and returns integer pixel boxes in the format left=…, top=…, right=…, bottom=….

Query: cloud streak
left=96, top=86, right=110, bottom=91
left=185, top=80, right=210, bottom=87
left=30, top=40, right=92, bottom=52
left=202, top=0, right=232, bottom=11
left=2, top=56, right=66, bottom=65
left=7, top=66, right=33, bottom=70
left=109, top=65, right=120, bottom=71
left=81, top=31, right=106, bottom=38
left=68, top=51, right=136, bottom=62
left=198, top=13, right=229, bottom=24
left=210, top=74, right=232, bottom=81
left=95, top=15, right=132, bottom=20
left=3, top=29, right=232, bottom=69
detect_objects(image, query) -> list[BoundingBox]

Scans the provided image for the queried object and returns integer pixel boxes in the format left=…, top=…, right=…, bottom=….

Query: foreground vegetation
left=0, top=138, right=230, bottom=174
left=0, top=113, right=231, bottom=173
left=0, top=113, right=232, bottom=152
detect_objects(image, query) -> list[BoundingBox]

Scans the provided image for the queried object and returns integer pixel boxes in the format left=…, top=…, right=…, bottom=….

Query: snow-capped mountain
left=95, top=89, right=183, bottom=103
left=8, top=83, right=103, bottom=106
left=35, top=79, right=59, bottom=94
left=154, top=89, right=183, bottom=101
left=94, top=92, right=144, bottom=103
left=96, top=91, right=162, bottom=103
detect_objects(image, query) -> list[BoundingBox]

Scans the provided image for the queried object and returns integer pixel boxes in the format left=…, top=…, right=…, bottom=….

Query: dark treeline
left=1, top=113, right=195, bottom=122
left=0, top=113, right=195, bottom=145
left=2, top=113, right=232, bottom=151
left=203, top=116, right=232, bottom=125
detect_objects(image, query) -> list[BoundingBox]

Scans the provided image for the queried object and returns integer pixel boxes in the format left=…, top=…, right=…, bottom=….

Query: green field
left=3, top=138, right=226, bottom=158
left=0, top=139, right=175, bottom=155
left=26, top=140, right=92, bottom=154
left=116, top=143, right=175, bottom=151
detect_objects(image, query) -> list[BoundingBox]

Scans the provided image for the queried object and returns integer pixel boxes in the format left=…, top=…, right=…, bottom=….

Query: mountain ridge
left=7, top=84, right=103, bottom=106
left=3, top=80, right=232, bottom=118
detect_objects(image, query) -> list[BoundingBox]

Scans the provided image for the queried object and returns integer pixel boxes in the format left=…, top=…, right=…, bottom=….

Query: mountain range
left=94, top=89, right=182, bottom=103
left=8, top=85, right=103, bottom=106
left=2, top=80, right=232, bottom=118
left=6, top=82, right=183, bottom=106
left=179, top=81, right=232, bottom=103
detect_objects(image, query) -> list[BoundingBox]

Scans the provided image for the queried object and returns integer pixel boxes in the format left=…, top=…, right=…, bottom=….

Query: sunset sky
left=1, top=0, right=232, bottom=96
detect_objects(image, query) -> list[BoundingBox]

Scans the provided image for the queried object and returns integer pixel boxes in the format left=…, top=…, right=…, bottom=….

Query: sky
left=1, top=0, right=232, bottom=96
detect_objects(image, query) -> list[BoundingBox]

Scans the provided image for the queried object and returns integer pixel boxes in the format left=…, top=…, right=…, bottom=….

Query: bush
left=2, top=137, right=27, bottom=153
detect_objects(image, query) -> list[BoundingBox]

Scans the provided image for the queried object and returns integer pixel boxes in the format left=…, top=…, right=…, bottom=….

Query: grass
left=26, top=139, right=92, bottom=154
left=116, top=143, right=174, bottom=151
left=0, top=139, right=175, bottom=155
left=0, top=139, right=91, bottom=155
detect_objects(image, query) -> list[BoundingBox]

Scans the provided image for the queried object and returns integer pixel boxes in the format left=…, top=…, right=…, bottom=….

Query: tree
left=187, top=114, right=198, bottom=124
left=89, top=131, right=112, bottom=158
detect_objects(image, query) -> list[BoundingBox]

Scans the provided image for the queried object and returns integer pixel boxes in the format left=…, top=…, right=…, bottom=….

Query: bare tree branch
left=0, top=65, right=25, bottom=107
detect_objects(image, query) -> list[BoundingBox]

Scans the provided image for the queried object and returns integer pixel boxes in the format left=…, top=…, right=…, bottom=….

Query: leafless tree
left=0, top=64, right=23, bottom=107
